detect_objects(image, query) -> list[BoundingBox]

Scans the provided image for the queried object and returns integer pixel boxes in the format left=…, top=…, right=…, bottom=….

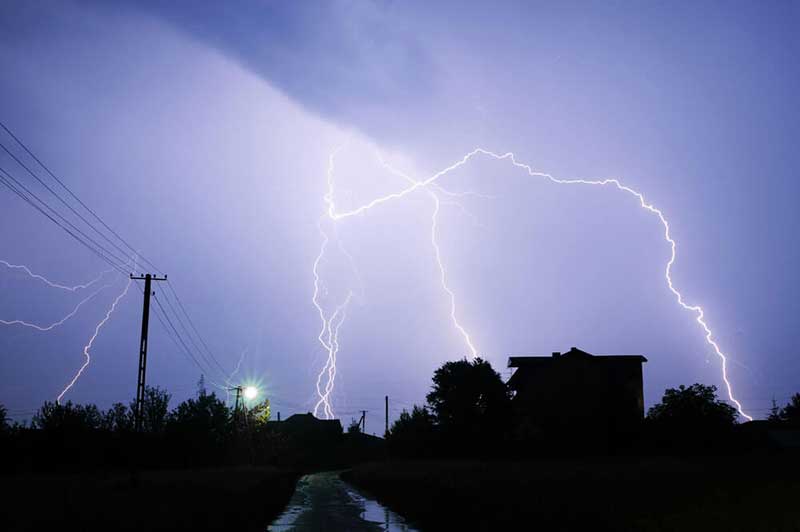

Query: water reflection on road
left=268, top=471, right=417, bottom=531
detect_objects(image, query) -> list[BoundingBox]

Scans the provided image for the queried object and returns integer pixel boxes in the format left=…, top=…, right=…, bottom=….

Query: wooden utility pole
left=130, top=273, right=167, bottom=432
left=385, top=395, right=389, bottom=437
left=359, top=410, right=367, bottom=433
left=233, top=386, right=243, bottom=414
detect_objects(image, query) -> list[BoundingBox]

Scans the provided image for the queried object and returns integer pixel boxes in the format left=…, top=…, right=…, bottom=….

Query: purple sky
left=1, top=1, right=798, bottom=429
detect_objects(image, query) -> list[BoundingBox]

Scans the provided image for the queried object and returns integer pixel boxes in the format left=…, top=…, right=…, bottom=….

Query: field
left=342, top=456, right=800, bottom=531
left=1, top=466, right=298, bottom=532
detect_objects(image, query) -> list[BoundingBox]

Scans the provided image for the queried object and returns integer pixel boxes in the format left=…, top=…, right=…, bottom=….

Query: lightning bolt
left=310, top=144, right=364, bottom=419
left=372, top=152, right=479, bottom=358
left=57, top=274, right=133, bottom=403
left=1, top=259, right=114, bottom=291
left=316, top=146, right=752, bottom=421
left=0, top=282, right=113, bottom=331
left=1, top=256, right=136, bottom=402
left=313, top=291, right=352, bottom=419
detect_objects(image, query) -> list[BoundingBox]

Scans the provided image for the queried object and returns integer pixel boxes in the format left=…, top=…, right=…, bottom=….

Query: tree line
left=0, top=377, right=279, bottom=471
left=385, top=358, right=800, bottom=457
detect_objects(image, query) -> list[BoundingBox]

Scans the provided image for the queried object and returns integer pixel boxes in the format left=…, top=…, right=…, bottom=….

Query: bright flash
left=243, top=386, right=259, bottom=400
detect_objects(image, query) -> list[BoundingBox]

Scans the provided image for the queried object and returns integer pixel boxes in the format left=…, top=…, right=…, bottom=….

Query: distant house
left=273, top=413, right=343, bottom=440
left=508, top=347, right=647, bottom=443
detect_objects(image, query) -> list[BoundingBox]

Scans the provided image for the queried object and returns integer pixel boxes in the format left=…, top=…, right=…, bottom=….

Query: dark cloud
left=83, top=0, right=437, bottom=141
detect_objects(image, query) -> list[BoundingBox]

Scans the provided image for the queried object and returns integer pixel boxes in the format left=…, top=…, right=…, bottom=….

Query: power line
left=0, top=166, right=128, bottom=274
left=150, top=296, right=224, bottom=388
left=0, top=121, right=230, bottom=381
left=0, top=139, right=135, bottom=267
left=0, top=120, right=163, bottom=275
left=151, top=292, right=227, bottom=389
left=164, top=280, right=230, bottom=378
left=157, top=287, right=230, bottom=385
left=0, top=120, right=237, bottom=394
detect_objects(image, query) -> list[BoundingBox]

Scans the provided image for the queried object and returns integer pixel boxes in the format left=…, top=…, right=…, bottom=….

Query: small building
left=273, top=412, right=343, bottom=440
left=508, top=347, right=647, bottom=444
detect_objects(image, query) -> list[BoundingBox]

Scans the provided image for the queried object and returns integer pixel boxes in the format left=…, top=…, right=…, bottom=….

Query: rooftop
left=508, top=347, right=647, bottom=368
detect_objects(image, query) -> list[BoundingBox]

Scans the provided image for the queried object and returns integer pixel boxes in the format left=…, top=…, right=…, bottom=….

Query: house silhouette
left=274, top=412, right=343, bottom=439
left=508, top=347, right=647, bottom=445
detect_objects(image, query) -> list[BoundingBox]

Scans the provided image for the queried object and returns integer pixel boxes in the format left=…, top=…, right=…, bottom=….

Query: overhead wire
left=0, top=166, right=128, bottom=274
left=164, top=280, right=230, bottom=377
left=150, top=292, right=227, bottom=389
left=157, top=285, right=230, bottom=384
left=0, top=140, right=134, bottom=268
left=0, top=120, right=235, bottom=390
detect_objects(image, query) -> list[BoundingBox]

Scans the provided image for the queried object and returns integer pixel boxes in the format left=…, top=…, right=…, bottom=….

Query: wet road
left=268, top=471, right=417, bottom=531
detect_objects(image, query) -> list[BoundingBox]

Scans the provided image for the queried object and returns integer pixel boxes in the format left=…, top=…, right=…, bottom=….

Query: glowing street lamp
left=243, top=385, right=259, bottom=401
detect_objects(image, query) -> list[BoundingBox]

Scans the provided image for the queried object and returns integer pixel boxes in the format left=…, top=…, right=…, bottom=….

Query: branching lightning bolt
left=373, top=152, right=479, bottom=358
left=310, top=146, right=359, bottom=418
left=57, top=274, right=133, bottom=403
left=0, top=255, right=136, bottom=403
left=314, top=146, right=752, bottom=421
left=1, top=259, right=114, bottom=292
left=0, top=282, right=113, bottom=331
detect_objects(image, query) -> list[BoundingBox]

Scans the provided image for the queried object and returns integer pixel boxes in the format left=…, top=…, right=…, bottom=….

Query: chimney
left=552, top=351, right=561, bottom=358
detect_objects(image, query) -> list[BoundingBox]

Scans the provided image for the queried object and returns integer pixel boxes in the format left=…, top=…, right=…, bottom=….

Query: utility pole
left=360, top=410, right=367, bottom=433
left=130, top=273, right=167, bottom=432
left=232, top=386, right=243, bottom=414
left=385, top=395, right=389, bottom=437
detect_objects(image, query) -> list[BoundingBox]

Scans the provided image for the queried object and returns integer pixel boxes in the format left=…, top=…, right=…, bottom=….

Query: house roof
left=508, top=347, right=647, bottom=368
left=282, top=412, right=342, bottom=426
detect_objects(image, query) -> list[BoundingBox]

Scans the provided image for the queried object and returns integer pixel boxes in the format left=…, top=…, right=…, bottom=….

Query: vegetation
left=386, top=405, right=436, bottom=457
left=1, top=466, right=298, bottom=532
left=2, top=358, right=798, bottom=531
left=139, top=385, right=171, bottom=433
left=0, top=403, right=8, bottom=434
left=32, top=400, right=102, bottom=431
left=646, top=383, right=737, bottom=427
left=347, top=418, right=362, bottom=434
left=645, top=383, right=737, bottom=451
left=772, top=393, right=800, bottom=425
left=353, top=362, right=800, bottom=530
left=344, top=457, right=800, bottom=532
left=426, top=357, right=511, bottom=444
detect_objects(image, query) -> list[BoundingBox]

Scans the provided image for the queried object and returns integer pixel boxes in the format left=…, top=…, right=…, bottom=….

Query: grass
left=1, top=466, right=298, bottom=532
left=342, top=455, right=800, bottom=531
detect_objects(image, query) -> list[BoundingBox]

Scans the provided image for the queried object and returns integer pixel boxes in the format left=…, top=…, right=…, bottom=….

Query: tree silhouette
left=0, top=404, right=8, bottom=435
left=426, top=357, right=511, bottom=443
left=238, top=398, right=271, bottom=433
left=168, top=390, right=231, bottom=443
left=648, top=384, right=737, bottom=426
left=32, top=401, right=102, bottom=432
left=387, top=405, right=437, bottom=456
left=101, top=402, right=133, bottom=432
left=647, top=384, right=736, bottom=450
left=347, top=418, right=362, bottom=434
left=778, top=393, right=800, bottom=426
left=769, top=399, right=782, bottom=423
left=130, top=385, right=171, bottom=433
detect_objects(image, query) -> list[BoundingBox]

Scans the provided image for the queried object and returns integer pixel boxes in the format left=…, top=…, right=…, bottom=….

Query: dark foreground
left=269, top=471, right=416, bottom=531
left=343, top=456, right=800, bottom=532
left=1, top=467, right=298, bottom=532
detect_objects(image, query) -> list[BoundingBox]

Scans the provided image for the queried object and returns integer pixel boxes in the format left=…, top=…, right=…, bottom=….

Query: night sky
left=1, top=1, right=798, bottom=430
